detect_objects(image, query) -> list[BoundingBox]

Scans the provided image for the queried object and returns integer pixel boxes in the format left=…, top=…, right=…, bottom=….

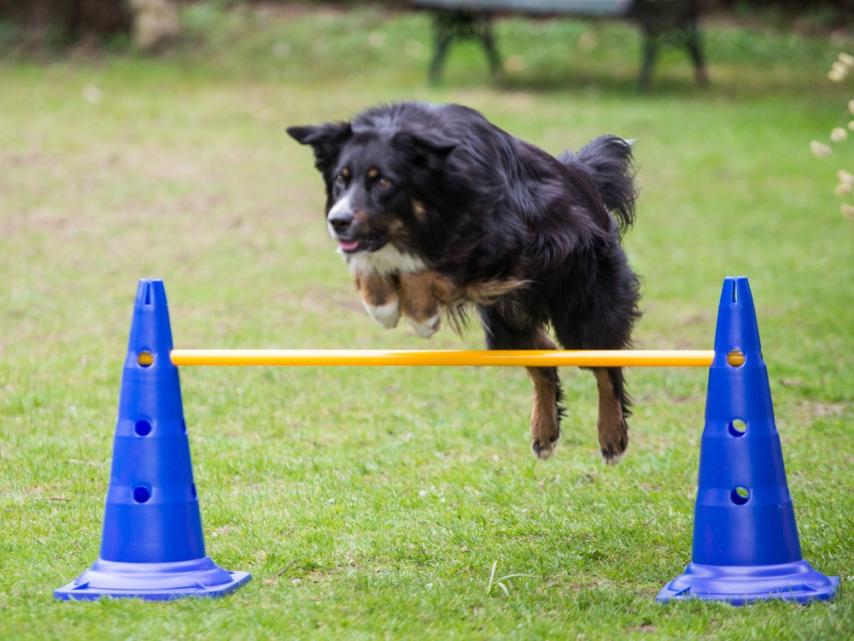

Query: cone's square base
left=55, top=557, right=251, bottom=601
left=657, top=560, right=839, bottom=605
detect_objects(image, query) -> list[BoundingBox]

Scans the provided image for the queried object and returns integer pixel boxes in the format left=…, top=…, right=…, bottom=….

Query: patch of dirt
left=808, top=401, right=847, bottom=418
left=0, top=150, right=53, bottom=167
left=627, top=622, right=657, bottom=634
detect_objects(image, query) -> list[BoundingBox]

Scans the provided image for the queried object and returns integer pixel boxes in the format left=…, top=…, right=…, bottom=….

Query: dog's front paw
left=362, top=299, right=400, bottom=329
left=405, top=313, right=440, bottom=338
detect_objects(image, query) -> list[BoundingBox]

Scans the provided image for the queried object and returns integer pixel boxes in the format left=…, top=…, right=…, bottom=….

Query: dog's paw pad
left=600, top=432, right=628, bottom=465
left=601, top=449, right=624, bottom=465
left=406, top=314, right=440, bottom=338
left=532, top=435, right=559, bottom=460
left=363, top=300, right=400, bottom=329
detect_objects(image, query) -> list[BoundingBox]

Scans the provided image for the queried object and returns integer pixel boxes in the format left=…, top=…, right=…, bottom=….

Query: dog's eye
left=376, top=177, right=392, bottom=190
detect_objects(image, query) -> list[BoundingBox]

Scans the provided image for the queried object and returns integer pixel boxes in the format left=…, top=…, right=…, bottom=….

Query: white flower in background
left=830, top=127, right=848, bottom=142
left=829, top=54, right=852, bottom=82
left=829, top=63, right=847, bottom=82
left=811, top=140, right=832, bottom=157
left=818, top=55, right=854, bottom=219
left=836, top=170, right=853, bottom=195
left=82, top=84, right=103, bottom=104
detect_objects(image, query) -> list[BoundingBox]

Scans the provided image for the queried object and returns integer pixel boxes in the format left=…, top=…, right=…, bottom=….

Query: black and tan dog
left=288, top=102, right=641, bottom=462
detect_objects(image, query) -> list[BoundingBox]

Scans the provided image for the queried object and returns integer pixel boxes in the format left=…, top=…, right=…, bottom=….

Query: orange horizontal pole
left=170, top=349, right=714, bottom=368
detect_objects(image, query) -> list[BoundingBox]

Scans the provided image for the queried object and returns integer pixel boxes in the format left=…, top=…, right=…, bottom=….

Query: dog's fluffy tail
left=558, top=136, right=636, bottom=232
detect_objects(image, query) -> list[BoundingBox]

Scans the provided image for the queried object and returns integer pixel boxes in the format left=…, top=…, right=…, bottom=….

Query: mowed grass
left=1, top=3, right=852, bottom=639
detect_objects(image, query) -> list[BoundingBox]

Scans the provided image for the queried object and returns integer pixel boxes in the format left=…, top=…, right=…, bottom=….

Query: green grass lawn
left=1, top=3, right=852, bottom=639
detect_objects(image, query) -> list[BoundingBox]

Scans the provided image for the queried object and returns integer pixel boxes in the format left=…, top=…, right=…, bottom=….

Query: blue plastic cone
left=657, top=277, right=838, bottom=604
left=56, top=279, right=250, bottom=600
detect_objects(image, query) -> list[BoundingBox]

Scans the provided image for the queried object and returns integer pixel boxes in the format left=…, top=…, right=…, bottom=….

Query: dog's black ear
left=392, top=130, right=457, bottom=161
left=286, top=121, right=352, bottom=171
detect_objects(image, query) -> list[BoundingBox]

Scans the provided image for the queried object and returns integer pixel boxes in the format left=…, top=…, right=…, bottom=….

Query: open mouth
left=337, top=236, right=387, bottom=255
left=338, top=240, right=362, bottom=253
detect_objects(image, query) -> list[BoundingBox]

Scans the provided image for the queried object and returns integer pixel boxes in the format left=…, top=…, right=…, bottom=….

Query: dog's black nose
left=328, top=210, right=353, bottom=235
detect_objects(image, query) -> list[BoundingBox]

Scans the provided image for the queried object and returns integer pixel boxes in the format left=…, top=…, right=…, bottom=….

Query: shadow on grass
left=428, top=63, right=844, bottom=103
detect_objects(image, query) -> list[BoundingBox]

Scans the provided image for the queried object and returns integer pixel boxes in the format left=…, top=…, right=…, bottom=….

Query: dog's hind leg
left=479, top=305, right=563, bottom=459
left=526, top=339, right=563, bottom=460
left=592, top=368, right=629, bottom=464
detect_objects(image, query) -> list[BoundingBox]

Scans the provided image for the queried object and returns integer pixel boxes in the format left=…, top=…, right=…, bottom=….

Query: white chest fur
left=346, top=244, right=426, bottom=276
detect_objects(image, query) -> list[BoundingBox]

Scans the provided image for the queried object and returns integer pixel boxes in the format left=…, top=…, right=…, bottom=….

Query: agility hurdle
left=170, top=349, right=717, bottom=368
left=55, top=276, right=839, bottom=605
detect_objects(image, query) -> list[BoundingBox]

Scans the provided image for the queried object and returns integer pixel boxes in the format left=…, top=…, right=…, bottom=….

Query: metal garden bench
left=412, top=0, right=708, bottom=90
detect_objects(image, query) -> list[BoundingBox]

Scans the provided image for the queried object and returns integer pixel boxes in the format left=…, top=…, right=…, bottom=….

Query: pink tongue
left=339, top=240, right=360, bottom=251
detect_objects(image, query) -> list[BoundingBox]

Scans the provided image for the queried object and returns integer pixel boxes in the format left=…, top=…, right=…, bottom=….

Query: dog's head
left=287, top=118, right=456, bottom=257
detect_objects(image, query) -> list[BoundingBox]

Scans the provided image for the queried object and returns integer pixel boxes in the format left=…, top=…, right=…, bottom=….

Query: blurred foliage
left=717, top=0, right=852, bottom=10
left=213, top=1, right=854, bottom=30
left=0, top=0, right=131, bottom=45
left=222, top=0, right=853, bottom=18
left=717, top=1, right=853, bottom=28
left=0, top=0, right=850, bottom=51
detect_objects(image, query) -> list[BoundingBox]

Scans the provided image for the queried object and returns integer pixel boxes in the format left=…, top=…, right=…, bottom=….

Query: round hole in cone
left=731, top=486, right=750, bottom=505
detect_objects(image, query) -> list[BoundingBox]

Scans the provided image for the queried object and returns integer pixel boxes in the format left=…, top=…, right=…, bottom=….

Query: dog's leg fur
left=547, top=266, right=637, bottom=464
left=479, top=305, right=563, bottom=459
left=354, top=270, right=400, bottom=328
left=398, top=271, right=443, bottom=337
left=526, top=331, right=563, bottom=459
left=355, top=268, right=462, bottom=337
left=592, top=367, right=629, bottom=464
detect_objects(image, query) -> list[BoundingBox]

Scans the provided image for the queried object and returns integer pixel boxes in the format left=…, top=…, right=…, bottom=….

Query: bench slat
left=413, top=0, right=633, bottom=18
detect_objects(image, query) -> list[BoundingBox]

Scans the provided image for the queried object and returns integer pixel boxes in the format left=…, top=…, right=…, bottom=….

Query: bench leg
left=427, top=11, right=502, bottom=83
left=479, top=20, right=502, bottom=78
left=685, top=23, right=709, bottom=86
left=429, top=32, right=454, bottom=83
left=429, top=13, right=457, bottom=83
left=638, top=32, right=658, bottom=92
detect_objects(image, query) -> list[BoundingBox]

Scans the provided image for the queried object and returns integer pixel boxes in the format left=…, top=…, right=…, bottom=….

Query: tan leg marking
left=593, top=368, right=628, bottom=464
left=526, top=331, right=560, bottom=460
left=399, top=271, right=443, bottom=337
left=355, top=270, right=400, bottom=328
